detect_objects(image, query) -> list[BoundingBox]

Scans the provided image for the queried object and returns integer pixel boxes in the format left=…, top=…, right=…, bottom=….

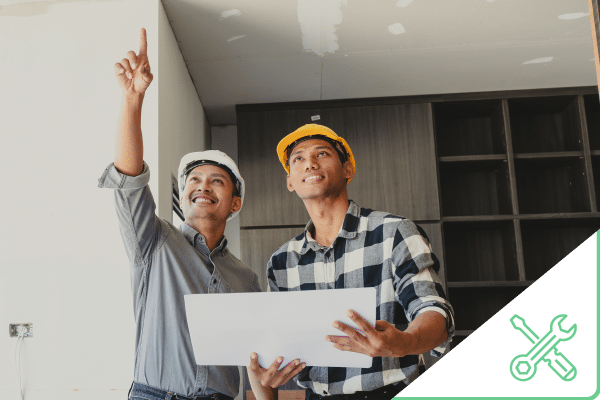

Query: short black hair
left=285, top=135, right=348, bottom=167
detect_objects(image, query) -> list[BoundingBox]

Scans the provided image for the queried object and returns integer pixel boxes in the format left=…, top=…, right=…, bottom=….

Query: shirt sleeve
left=97, top=161, right=165, bottom=268
left=391, top=219, right=455, bottom=357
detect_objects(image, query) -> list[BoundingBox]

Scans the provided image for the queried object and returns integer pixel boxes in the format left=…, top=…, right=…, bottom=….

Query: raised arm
left=114, top=28, right=153, bottom=176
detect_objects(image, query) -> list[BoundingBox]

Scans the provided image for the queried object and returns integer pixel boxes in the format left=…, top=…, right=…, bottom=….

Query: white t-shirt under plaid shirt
left=266, top=201, right=455, bottom=396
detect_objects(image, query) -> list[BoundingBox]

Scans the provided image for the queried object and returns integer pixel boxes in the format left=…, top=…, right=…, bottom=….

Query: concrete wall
left=0, top=1, right=194, bottom=398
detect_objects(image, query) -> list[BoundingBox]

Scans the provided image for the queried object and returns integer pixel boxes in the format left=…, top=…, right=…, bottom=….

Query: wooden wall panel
left=238, top=103, right=440, bottom=226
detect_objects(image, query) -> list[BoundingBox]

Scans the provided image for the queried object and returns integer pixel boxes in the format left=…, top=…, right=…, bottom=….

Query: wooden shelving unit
left=434, top=93, right=600, bottom=350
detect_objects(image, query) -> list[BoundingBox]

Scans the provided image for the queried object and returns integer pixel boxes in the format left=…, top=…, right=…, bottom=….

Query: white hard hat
left=177, top=150, right=245, bottom=221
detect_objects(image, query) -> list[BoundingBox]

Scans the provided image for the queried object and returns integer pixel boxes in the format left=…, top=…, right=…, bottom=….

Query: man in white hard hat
left=97, top=28, right=298, bottom=400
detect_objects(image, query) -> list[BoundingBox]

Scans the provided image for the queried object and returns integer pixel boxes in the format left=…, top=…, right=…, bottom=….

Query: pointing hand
left=114, top=28, right=153, bottom=95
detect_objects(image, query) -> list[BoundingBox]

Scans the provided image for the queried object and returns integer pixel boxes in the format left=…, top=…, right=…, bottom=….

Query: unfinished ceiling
left=3, top=0, right=593, bottom=124
left=160, top=0, right=596, bottom=125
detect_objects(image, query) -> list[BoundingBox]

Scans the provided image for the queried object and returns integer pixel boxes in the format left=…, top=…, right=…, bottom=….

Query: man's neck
left=304, top=193, right=350, bottom=248
left=185, top=219, right=226, bottom=252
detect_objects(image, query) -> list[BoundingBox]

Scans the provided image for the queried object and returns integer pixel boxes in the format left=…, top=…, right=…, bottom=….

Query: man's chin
left=190, top=213, right=221, bottom=222
left=297, top=189, right=331, bottom=200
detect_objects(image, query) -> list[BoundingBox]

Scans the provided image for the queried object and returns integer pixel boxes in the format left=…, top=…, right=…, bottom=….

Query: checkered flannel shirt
left=266, top=201, right=455, bottom=395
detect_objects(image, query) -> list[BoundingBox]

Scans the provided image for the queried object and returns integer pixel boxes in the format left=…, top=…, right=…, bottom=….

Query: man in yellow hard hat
left=248, top=124, right=455, bottom=400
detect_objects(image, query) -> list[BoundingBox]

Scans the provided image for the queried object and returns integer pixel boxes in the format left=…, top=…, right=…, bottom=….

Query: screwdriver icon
left=510, top=314, right=577, bottom=381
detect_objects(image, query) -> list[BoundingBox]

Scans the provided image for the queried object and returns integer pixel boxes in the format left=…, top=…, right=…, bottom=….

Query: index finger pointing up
left=139, top=27, right=148, bottom=55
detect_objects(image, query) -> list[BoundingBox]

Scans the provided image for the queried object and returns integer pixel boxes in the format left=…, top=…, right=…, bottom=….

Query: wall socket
left=9, top=323, right=33, bottom=337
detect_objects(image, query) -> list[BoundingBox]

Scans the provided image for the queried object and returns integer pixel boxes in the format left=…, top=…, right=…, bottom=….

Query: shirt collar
left=300, top=200, right=360, bottom=254
left=180, top=223, right=228, bottom=256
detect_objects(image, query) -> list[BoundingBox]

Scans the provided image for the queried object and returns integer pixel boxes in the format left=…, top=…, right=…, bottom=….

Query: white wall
left=0, top=1, right=158, bottom=399
left=210, top=125, right=241, bottom=259
left=158, top=1, right=210, bottom=222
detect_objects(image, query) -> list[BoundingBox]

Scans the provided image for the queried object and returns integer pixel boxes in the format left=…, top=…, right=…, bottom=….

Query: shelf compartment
left=521, top=217, right=600, bottom=281
left=515, top=156, right=591, bottom=214
left=440, top=158, right=512, bottom=216
left=435, top=99, right=505, bottom=157
left=508, top=96, right=583, bottom=153
left=584, top=94, right=600, bottom=150
left=449, top=286, right=526, bottom=331
left=444, top=220, right=519, bottom=282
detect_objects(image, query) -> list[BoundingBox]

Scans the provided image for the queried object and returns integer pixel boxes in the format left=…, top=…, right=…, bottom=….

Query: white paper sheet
left=184, top=288, right=375, bottom=368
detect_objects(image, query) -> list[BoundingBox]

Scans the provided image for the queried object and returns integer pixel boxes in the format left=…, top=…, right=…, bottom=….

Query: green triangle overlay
left=395, top=233, right=600, bottom=400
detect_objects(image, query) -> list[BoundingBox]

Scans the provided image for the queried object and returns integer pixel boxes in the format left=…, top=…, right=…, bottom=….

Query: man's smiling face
left=286, top=138, right=354, bottom=200
left=180, top=164, right=240, bottom=223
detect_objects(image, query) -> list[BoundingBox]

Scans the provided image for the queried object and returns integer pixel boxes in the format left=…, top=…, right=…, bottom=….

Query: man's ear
left=343, top=161, right=355, bottom=183
left=286, top=174, right=296, bottom=193
left=230, top=195, right=242, bottom=214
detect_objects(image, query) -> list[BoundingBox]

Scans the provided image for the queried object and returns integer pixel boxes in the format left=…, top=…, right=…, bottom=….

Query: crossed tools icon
left=510, top=314, right=577, bottom=381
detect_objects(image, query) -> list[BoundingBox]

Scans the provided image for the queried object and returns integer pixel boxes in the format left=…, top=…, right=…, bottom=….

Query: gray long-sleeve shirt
left=98, top=162, right=261, bottom=397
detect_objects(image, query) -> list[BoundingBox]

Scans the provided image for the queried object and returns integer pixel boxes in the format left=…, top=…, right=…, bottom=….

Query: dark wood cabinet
left=236, top=86, right=600, bottom=379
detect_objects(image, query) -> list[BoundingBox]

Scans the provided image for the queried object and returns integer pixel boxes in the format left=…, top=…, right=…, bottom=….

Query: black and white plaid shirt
left=267, top=201, right=455, bottom=395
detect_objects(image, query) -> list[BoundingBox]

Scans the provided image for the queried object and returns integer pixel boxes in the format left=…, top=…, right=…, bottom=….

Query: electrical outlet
left=9, top=323, right=33, bottom=337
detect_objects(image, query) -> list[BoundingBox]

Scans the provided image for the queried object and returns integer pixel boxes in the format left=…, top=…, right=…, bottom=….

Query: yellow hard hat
left=276, top=124, right=356, bottom=183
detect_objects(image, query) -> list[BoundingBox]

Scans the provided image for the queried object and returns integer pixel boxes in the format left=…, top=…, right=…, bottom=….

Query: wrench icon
left=510, top=314, right=576, bottom=381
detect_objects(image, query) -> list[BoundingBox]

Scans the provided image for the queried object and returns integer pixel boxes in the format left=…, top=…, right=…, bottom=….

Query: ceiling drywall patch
left=396, top=0, right=413, bottom=7
left=558, top=12, right=589, bottom=20
left=297, top=0, right=348, bottom=56
left=522, top=56, right=554, bottom=64
left=388, top=22, right=406, bottom=35
left=220, top=9, right=241, bottom=19
left=227, top=35, right=246, bottom=42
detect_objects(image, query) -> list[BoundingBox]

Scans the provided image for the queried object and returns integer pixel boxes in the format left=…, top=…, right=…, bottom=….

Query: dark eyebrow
left=209, top=173, right=229, bottom=180
left=290, top=148, right=305, bottom=158
left=290, top=145, right=333, bottom=158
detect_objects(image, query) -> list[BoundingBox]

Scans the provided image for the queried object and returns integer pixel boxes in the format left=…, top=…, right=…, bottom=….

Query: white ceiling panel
left=160, top=0, right=597, bottom=124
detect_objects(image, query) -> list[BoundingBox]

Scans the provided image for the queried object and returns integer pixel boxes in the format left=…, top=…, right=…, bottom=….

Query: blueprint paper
left=184, top=288, right=375, bottom=368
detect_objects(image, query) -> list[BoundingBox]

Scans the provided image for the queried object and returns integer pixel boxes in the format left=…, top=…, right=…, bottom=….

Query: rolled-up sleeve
left=98, top=162, right=164, bottom=267
left=392, top=220, right=455, bottom=357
